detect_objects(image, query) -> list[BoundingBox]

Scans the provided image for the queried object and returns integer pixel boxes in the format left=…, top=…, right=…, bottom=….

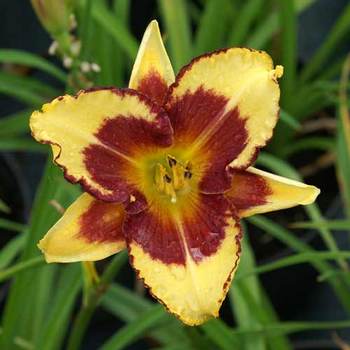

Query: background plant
left=0, top=0, right=349, bottom=349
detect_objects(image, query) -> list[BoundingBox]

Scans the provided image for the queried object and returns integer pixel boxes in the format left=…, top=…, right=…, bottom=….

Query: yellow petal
left=129, top=20, right=175, bottom=104
left=227, top=167, right=320, bottom=218
left=125, top=194, right=241, bottom=325
left=30, top=88, right=173, bottom=202
left=166, top=48, right=282, bottom=169
left=38, top=193, right=126, bottom=263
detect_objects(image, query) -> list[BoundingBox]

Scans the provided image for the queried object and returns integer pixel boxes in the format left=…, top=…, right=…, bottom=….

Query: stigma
left=154, top=155, right=192, bottom=203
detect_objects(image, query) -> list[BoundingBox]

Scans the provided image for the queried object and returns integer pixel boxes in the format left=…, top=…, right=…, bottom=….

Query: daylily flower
left=30, top=21, right=320, bottom=325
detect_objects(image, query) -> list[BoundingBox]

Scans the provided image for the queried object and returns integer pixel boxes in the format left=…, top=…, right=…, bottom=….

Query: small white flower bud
left=91, top=63, right=101, bottom=73
left=48, top=41, right=59, bottom=55
left=80, top=61, right=91, bottom=73
left=70, top=40, right=81, bottom=56
left=63, top=55, right=73, bottom=68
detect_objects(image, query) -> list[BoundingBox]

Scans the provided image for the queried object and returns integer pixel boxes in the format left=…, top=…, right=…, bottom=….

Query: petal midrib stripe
left=185, top=70, right=272, bottom=158
left=51, top=121, right=138, bottom=165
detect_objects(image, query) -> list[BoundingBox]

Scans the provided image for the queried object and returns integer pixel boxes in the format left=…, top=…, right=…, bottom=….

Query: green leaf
left=248, top=215, right=310, bottom=253
left=0, top=218, right=26, bottom=232
left=281, top=136, right=335, bottom=157
left=181, top=328, right=214, bottom=350
left=247, top=215, right=350, bottom=313
left=0, top=109, right=31, bottom=136
left=66, top=252, right=128, bottom=350
left=100, top=305, right=169, bottom=350
left=89, top=4, right=128, bottom=88
left=0, top=137, right=46, bottom=152
left=231, top=235, right=291, bottom=350
left=256, top=152, right=300, bottom=178
left=227, top=0, right=263, bottom=46
left=113, top=0, right=130, bottom=21
left=0, top=49, right=66, bottom=83
left=112, top=0, right=130, bottom=86
left=319, top=57, right=344, bottom=81
left=91, top=1, right=138, bottom=61
left=87, top=21, right=116, bottom=86
left=337, top=55, right=350, bottom=218
left=158, top=0, right=192, bottom=72
left=0, top=256, right=45, bottom=283
left=257, top=152, right=348, bottom=271
left=0, top=72, right=59, bottom=106
left=201, top=320, right=241, bottom=350
left=300, top=2, right=350, bottom=81
left=238, top=251, right=350, bottom=280
left=295, top=0, right=317, bottom=11
left=0, top=329, right=33, bottom=350
left=102, top=283, right=233, bottom=350
left=0, top=162, right=71, bottom=347
left=246, top=13, right=278, bottom=49
left=0, top=235, right=26, bottom=270
left=78, top=0, right=93, bottom=60
left=194, top=0, right=233, bottom=55
left=291, top=219, right=350, bottom=230
left=0, top=198, right=10, bottom=213
left=288, top=82, right=335, bottom=120
left=102, top=284, right=192, bottom=347
left=230, top=236, right=267, bottom=350
left=102, top=284, right=151, bottom=321
left=36, top=265, right=82, bottom=350
left=279, top=109, right=301, bottom=131
left=246, top=0, right=317, bottom=49
left=151, top=346, right=187, bottom=350
left=279, top=0, right=297, bottom=107
left=231, top=320, right=350, bottom=336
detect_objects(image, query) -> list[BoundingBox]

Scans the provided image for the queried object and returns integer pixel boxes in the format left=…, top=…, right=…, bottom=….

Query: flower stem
left=82, top=261, right=100, bottom=306
left=66, top=251, right=128, bottom=350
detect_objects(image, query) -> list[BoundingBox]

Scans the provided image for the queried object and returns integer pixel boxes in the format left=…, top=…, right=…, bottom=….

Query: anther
left=164, top=174, right=172, bottom=183
left=167, top=155, right=177, bottom=167
left=184, top=170, right=192, bottom=179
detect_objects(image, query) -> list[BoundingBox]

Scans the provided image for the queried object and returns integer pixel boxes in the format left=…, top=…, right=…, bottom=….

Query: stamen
left=164, top=181, right=177, bottom=203
left=153, top=156, right=193, bottom=203
left=184, top=170, right=192, bottom=179
left=164, top=174, right=172, bottom=183
left=155, top=163, right=167, bottom=192
left=167, top=155, right=177, bottom=167
left=172, top=164, right=185, bottom=190
left=184, top=162, right=193, bottom=179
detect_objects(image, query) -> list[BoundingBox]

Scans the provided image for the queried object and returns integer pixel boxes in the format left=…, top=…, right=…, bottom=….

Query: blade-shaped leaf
left=0, top=49, right=66, bottom=82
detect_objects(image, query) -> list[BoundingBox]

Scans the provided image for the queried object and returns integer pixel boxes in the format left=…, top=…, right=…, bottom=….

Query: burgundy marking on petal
left=95, top=115, right=173, bottom=155
left=226, top=169, right=272, bottom=211
left=83, top=114, right=173, bottom=204
left=124, top=194, right=236, bottom=265
left=166, top=87, right=229, bottom=144
left=124, top=209, right=186, bottom=264
left=166, top=87, right=248, bottom=193
left=81, top=90, right=173, bottom=204
left=79, top=200, right=125, bottom=243
left=125, top=193, right=148, bottom=214
left=183, top=194, right=232, bottom=262
left=137, top=70, right=169, bottom=105
left=84, top=144, right=132, bottom=202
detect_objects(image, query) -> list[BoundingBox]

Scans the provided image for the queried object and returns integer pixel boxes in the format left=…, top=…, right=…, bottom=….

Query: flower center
left=154, top=155, right=192, bottom=203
